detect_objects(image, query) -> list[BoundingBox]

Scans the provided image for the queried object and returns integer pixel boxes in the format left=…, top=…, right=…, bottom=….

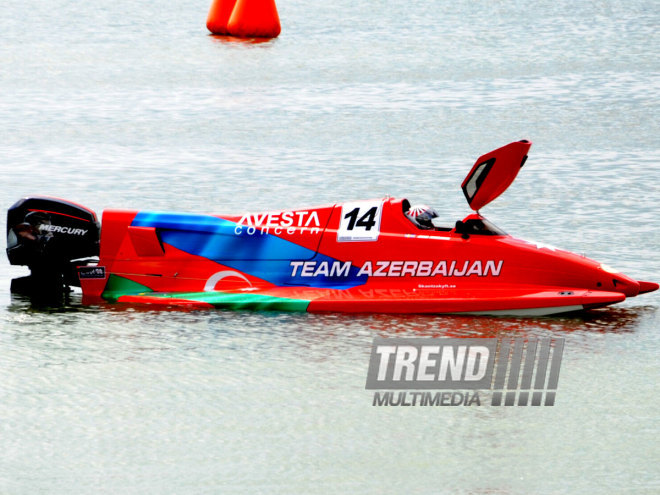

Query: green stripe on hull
left=102, top=274, right=154, bottom=302
left=101, top=274, right=310, bottom=311
left=147, top=291, right=310, bottom=312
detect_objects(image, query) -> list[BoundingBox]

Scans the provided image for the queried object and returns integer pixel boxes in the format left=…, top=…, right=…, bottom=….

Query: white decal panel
left=337, top=200, right=383, bottom=242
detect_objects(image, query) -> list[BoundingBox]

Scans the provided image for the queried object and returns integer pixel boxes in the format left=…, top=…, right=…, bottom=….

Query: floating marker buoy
left=226, top=0, right=281, bottom=38
left=206, top=0, right=238, bottom=35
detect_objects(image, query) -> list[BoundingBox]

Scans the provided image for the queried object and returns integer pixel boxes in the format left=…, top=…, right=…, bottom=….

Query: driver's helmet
left=407, top=204, right=439, bottom=229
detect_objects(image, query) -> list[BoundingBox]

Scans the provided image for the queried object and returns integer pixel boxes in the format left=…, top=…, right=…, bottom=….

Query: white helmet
left=407, top=204, right=438, bottom=229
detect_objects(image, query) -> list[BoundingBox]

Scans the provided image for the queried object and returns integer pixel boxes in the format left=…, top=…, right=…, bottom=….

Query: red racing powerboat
left=7, top=140, right=658, bottom=315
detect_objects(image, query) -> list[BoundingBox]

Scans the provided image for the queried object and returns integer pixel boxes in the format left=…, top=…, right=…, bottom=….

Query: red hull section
left=77, top=192, right=653, bottom=315
left=7, top=141, right=657, bottom=315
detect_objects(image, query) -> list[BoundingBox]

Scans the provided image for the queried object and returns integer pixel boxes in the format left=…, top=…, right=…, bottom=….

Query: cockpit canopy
left=461, top=140, right=531, bottom=211
left=402, top=199, right=506, bottom=235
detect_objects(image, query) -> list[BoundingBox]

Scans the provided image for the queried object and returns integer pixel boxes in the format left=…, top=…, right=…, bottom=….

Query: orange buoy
left=226, top=0, right=281, bottom=38
left=206, top=0, right=238, bottom=35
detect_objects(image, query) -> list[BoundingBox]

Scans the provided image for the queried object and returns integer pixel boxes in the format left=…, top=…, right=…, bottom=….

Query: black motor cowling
left=7, top=197, right=100, bottom=298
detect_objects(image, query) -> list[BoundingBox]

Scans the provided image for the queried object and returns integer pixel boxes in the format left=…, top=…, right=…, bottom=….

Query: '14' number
left=343, top=206, right=377, bottom=231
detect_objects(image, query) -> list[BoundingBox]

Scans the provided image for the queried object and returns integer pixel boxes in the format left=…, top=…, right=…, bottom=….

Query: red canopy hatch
left=461, top=140, right=532, bottom=211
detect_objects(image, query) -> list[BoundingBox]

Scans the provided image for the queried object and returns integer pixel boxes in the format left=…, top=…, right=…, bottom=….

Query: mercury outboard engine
left=7, top=197, right=100, bottom=301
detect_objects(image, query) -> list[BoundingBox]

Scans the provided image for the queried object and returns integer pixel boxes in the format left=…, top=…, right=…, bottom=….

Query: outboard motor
left=7, top=197, right=100, bottom=300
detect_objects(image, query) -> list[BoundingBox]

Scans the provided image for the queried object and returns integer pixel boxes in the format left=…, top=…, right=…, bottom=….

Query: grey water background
left=1, top=0, right=659, bottom=492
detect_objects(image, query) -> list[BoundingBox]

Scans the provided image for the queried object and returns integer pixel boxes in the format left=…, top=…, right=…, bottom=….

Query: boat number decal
left=337, top=200, right=383, bottom=242
left=78, top=266, right=106, bottom=279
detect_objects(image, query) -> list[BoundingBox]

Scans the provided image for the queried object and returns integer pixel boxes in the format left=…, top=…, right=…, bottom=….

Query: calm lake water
left=1, top=0, right=659, bottom=493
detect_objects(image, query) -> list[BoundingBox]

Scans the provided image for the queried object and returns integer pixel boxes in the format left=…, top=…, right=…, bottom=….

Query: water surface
left=1, top=0, right=659, bottom=493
